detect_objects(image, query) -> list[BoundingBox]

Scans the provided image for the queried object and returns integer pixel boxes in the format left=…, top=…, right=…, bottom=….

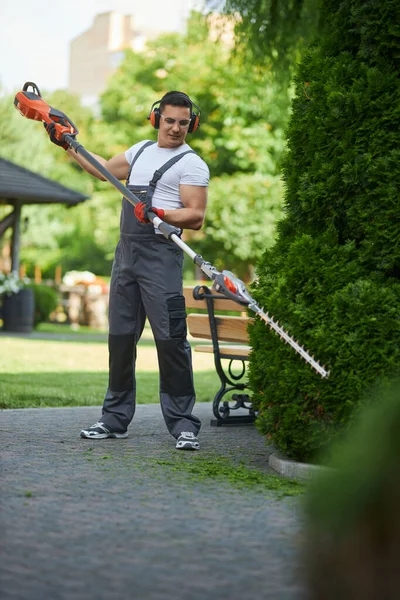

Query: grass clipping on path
left=82, top=446, right=305, bottom=497
left=155, top=454, right=305, bottom=497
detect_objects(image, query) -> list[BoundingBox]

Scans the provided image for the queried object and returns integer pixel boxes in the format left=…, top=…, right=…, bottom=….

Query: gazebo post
left=10, top=200, right=22, bottom=276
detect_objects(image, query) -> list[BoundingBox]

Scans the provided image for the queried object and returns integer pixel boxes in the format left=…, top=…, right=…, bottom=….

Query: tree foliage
left=0, top=88, right=117, bottom=278
left=98, top=12, right=290, bottom=271
left=248, top=0, right=400, bottom=461
left=196, top=172, right=283, bottom=279
left=224, top=0, right=322, bottom=77
left=1, top=12, right=290, bottom=278
left=100, top=12, right=289, bottom=177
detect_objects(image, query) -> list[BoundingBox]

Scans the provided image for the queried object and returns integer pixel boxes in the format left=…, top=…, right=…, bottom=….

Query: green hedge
left=304, top=378, right=400, bottom=597
left=249, top=0, right=400, bottom=461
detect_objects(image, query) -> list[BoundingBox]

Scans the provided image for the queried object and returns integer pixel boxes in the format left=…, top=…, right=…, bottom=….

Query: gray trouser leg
left=158, top=339, right=200, bottom=438
left=100, top=239, right=146, bottom=433
left=101, top=234, right=201, bottom=438
left=137, top=237, right=201, bottom=438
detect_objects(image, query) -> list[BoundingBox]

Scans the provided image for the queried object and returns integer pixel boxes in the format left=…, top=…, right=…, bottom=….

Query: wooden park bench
left=183, top=284, right=256, bottom=426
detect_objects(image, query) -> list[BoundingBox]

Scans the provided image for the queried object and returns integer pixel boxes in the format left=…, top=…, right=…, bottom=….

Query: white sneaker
left=175, top=431, right=200, bottom=450
left=80, top=422, right=128, bottom=439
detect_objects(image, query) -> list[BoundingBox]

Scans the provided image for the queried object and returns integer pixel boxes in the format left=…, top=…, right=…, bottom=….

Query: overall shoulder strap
left=126, top=141, right=156, bottom=184
left=147, top=150, right=196, bottom=203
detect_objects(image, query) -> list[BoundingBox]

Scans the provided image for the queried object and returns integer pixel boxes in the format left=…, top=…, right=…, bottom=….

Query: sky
left=0, top=0, right=204, bottom=95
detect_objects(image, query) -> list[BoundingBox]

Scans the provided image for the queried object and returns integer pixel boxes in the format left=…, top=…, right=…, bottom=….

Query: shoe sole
left=80, top=431, right=128, bottom=439
left=176, top=441, right=200, bottom=450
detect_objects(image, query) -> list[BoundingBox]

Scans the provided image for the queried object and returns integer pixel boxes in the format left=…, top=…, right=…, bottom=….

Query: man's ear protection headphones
left=147, top=92, right=201, bottom=133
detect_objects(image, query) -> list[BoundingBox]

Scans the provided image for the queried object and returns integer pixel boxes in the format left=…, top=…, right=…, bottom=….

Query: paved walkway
left=1, top=403, right=307, bottom=600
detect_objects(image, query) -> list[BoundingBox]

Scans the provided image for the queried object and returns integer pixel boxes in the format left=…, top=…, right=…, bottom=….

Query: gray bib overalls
left=101, top=142, right=201, bottom=438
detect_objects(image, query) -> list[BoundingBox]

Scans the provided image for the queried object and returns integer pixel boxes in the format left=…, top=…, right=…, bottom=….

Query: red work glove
left=43, top=108, right=78, bottom=150
left=134, top=202, right=165, bottom=223
left=44, top=122, right=70, bottom=150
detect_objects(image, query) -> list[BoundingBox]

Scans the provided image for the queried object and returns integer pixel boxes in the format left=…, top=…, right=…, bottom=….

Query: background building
left=68, top=12, right=150, bottom=104
left=68, top=2, right=205, bottom=104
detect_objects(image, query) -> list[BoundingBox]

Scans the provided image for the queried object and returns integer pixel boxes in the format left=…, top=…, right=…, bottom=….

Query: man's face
left=157, top=104, right=191, bottom=148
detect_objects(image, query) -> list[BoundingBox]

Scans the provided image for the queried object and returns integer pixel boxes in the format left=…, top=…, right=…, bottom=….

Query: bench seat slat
left=194, top=344, right=251, bottom=358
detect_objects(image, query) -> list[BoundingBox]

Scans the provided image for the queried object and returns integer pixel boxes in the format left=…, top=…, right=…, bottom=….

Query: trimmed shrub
left=249, top=0, right=400, bottom=461
left=30, top=284, right=59, bottom=328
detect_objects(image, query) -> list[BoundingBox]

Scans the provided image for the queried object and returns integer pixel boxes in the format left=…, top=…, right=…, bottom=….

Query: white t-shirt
left=125, top=141, right=210, bottom=212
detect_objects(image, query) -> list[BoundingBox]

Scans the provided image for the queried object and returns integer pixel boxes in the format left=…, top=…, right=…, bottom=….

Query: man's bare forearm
left=162, top=207, right=205, bottom=231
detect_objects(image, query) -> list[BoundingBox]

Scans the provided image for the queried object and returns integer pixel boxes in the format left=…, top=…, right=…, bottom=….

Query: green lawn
left=0, top=330, right=220, bottom=409
left=36, top=322, right=108, bottom=336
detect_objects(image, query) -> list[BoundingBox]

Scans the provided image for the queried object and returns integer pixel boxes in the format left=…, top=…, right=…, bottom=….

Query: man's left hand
left=134, top=202, right=165, bottom=224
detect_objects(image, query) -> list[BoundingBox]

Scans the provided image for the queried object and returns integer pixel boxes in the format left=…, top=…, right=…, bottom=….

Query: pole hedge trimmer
left=14, top=82, right=329, bottom=378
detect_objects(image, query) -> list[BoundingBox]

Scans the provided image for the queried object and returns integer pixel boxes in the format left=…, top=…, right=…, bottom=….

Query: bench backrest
left=184, top=285, right=252, bottom=344
left=184, top=286, right=243, bottom=313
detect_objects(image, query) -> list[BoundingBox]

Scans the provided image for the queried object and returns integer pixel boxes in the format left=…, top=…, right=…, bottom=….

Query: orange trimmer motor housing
left=14, top=81, right=78, bottom=143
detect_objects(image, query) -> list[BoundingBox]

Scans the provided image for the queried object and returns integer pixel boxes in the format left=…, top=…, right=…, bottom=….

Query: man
left=47, top=91, right=209, bottom=450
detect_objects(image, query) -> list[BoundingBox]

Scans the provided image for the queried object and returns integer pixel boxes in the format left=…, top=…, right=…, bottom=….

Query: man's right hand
left=43, top=108, right=78, bottom=150
left=134, top=202, right=165, bottom=223
left=44, top=122, right=69, bottom=150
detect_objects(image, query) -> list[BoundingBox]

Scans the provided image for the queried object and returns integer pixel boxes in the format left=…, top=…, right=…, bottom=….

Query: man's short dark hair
left=160, top=91, right=192, bottom=113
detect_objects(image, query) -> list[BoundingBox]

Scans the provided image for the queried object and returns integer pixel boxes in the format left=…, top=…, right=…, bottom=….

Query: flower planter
left=2, top=288, right=35, bottom=333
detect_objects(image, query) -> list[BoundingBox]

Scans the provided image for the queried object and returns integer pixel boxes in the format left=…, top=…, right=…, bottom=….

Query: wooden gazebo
left=0, top=157, right=89, bottom=274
